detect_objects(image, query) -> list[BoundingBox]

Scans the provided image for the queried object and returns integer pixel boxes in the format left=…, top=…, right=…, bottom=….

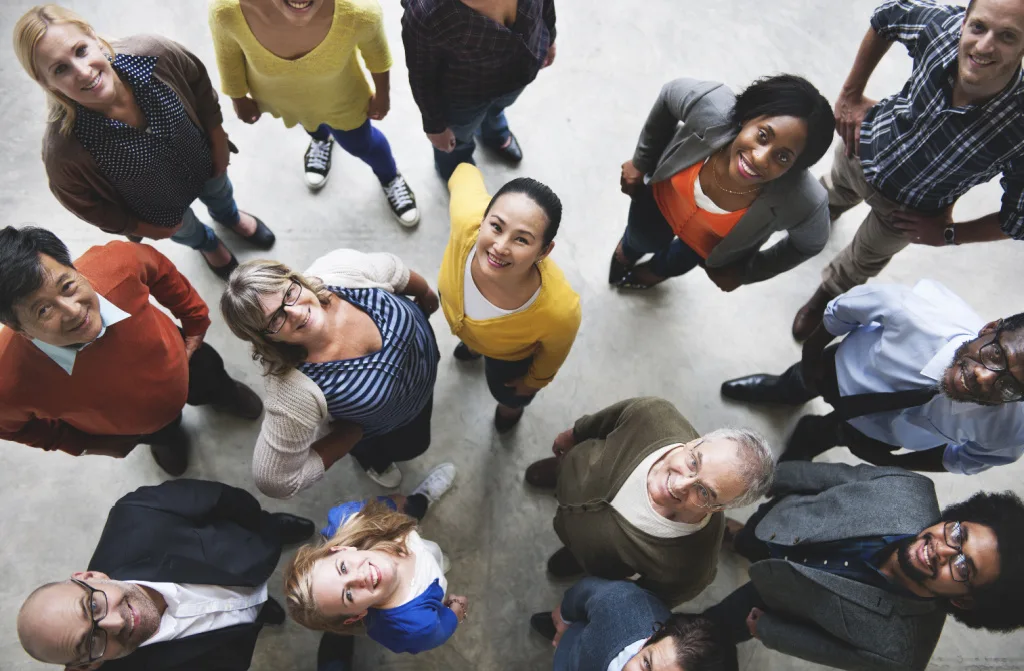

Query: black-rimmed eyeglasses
left=69, top=578, right=108, bottom=663
left=943, top=521, right=974, bottom=585
left=975, top=327, right=1023, bottom=402
left=263, top=281, right=301, bottom=335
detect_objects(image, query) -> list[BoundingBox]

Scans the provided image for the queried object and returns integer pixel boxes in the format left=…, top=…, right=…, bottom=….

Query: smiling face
left=646, top=438, right=749, bottom=521
left=308, top=546, right=402, bottom=622
left=958, top=0, right=1024, bottom=95
left=269, top=0, right=329, bottom=24
left=32, top=22, right=117, bottom=110
left=940, top=321, right=1024, bottom=406
left=258, top=281, right=329, bottom=347
left=724, top=115, right=808, bottom=187
left=622, top=636, right=683, bottom=671
left=18, top=573, right=161, bottom=669
left=474, top=192, right=554, bottom=281
left=894, top=521, right=1000, bottom=600
left=11, top=253, right=101, bottom=347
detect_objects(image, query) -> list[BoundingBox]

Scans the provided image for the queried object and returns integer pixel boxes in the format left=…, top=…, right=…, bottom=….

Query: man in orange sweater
left=0, top=226, right=262, bottom=475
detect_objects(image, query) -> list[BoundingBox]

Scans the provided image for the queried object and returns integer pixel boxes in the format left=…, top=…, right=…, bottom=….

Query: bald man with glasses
left=16, top=479, right=315, bottom=671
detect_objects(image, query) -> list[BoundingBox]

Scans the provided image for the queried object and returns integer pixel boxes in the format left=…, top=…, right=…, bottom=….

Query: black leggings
left=350, top=396, right=434, bottom=473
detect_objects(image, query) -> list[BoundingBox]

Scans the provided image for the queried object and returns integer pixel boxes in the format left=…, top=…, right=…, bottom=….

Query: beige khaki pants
left=820, top=143, right=910, bottom=295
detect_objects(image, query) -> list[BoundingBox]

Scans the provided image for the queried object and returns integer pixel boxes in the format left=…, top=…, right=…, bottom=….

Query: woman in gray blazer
left=611, top=76, right=835, bottom=290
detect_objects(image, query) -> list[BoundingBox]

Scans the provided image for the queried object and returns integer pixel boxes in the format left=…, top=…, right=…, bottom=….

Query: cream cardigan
left=251, top=249, right=410, bottom=499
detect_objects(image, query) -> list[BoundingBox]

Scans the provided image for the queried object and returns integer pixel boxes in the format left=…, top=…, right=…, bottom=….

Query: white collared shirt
left=129, top=581, right=268, bottom=646
left=824, top=279, right=1024, bottom=475
left=29, top=295, right=130, bottom=375
left=610, top=444, right=711, bottom=538
left=608, top=638, right=647, bottom=671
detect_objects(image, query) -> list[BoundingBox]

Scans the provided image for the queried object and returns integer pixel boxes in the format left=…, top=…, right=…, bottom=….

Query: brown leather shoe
left=215, top=380, right=264, bottom=420
left=791, top=285, right=836, bottom=342
left=525, top=457, right=559, bottom=489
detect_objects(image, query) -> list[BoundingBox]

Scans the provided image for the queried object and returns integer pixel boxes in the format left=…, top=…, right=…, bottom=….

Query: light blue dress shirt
left=30, top=295, right=130, bottom=375
left=824, top=280, right=1024, bottom=475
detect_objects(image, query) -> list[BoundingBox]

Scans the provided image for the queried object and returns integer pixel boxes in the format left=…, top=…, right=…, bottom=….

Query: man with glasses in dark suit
left=15, top=479, right=315, bottom=671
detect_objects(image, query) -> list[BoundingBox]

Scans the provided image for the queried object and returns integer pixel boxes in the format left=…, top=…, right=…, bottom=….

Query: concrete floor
left=1, top=1, right=1023, bottom=669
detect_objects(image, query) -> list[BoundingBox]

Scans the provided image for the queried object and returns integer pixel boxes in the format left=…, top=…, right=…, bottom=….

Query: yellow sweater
left=438, top=165, right=581, bottom=390
left=208, top=0, right=392, bottom=132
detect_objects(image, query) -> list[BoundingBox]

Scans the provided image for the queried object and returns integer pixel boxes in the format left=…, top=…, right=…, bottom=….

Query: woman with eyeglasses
left=220, top=248, right=443, bottom=496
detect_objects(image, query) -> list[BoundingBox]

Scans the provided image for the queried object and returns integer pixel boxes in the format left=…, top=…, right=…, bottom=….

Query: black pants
left=484, top=355, right=537, bottom=408
left=140, top=335, right=236, bottom=445
left=350, top=396, right=434, bottom=473
left=317, top=633, right=354, bottom=671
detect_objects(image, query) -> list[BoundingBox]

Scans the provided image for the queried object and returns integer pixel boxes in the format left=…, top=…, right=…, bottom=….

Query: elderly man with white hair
left=525, top=396, right=775, bottom=606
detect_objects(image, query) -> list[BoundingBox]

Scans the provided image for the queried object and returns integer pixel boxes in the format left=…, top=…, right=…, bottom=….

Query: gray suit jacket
left=631, top=78, right=830, bottom=283
left=750, top=463, right=945, bottom=671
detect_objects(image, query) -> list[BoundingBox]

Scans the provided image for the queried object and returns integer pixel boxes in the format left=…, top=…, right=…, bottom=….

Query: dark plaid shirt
left=860, top=0, right=1024, bottom=239
left=401, top=0, right=556, bottom=133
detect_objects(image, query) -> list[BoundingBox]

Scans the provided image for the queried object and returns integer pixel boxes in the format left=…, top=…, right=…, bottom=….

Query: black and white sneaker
left=383, top=173, right=420, bottom=227
left=304, top=136, right=333, bottom=190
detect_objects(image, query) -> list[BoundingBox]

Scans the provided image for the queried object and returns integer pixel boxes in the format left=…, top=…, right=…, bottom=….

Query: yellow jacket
left=438, top=165, right=581, bottom=390
left=208, top=0, right=392, bottom=132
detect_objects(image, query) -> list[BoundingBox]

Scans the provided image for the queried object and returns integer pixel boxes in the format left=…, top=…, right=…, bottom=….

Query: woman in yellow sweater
left=208, top=0, right=419, bottom=225
left=439, top=164, right=581, bottom=432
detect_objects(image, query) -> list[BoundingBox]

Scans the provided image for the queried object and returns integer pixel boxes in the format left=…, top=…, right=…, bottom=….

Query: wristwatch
left=943, top=224, right=957, bottom=245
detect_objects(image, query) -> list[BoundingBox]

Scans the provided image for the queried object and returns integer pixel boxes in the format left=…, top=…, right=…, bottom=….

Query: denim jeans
left=620, top=182, right=704, bottom=278
left=434, top=87, right=525, bottom=180
left=309, top=120, right=398, bottom=185
left=172, top=172, right=239, bottom=253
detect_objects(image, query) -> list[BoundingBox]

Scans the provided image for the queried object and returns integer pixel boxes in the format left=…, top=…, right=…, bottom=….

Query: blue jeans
left=173, top=172, right=239, bottom=253
left=434, top=87, right=525, bottom=181
left=309, top=120, right=398, bottom=185
left=620, top=182, right=704, bottom=278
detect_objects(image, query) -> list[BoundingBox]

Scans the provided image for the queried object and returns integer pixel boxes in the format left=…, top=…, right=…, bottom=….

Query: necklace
left=710, top=149, right=762, bottom=196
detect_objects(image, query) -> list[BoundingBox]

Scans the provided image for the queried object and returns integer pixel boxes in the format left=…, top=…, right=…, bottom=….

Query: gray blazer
left=750, top=463, right=945, bottom=671
left=631, top=78, right=830, bottom=283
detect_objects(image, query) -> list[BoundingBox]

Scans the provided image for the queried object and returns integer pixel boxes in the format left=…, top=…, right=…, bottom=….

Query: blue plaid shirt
left=859, top=0, right=1024, bottom=239
left=768, top=535, right=917, bottom=596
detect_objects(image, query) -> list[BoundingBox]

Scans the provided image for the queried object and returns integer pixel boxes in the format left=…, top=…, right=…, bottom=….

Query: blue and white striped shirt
left=299, top=288, right=438, bottom=438
left=860, top=0, right=1024, bottom=239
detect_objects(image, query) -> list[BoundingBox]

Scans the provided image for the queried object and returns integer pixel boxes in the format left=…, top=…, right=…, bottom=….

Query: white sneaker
left=382, top=173, right=420, bottom=227
left=304, top=137, right=333, bottom=190
left=365, top=462, right=402, bottom=489
left=410, top=462, right=456, bottom=504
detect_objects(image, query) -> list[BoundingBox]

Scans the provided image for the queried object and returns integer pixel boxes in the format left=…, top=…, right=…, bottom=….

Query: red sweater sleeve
left=132, top=243, right=211, bottom=337
left=0, top=411, right=131, bottom=456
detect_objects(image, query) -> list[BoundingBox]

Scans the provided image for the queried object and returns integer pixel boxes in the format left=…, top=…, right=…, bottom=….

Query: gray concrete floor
left=1, top=1, right=1023, bottom=669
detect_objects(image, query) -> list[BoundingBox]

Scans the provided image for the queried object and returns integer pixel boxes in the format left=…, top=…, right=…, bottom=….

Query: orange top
left=652, top=160, right=748, bottom=259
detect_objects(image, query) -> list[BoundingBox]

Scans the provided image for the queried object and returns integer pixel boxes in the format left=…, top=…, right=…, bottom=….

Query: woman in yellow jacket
left=208, top=0, right=419, bottom=225
left=439, top=164, right=581, bottom=431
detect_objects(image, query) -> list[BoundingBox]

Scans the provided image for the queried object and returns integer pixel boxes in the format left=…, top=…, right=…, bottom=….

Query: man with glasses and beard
left=721, top=279, right=1024, bottom=473
left=15, top=479, right=316, bottom=671
left=706, top=461, right=1024, bottom=671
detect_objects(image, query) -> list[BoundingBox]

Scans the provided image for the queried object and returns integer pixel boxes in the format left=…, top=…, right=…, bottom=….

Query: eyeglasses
left=69, top=578, right=108, bottom=663
left=943, top=521, right=975, bottom=585
left=263, top=281, right=302, bottom=335
left=681, top=441, right=719, bottom=511
left=975, top=327, right=1023, bottom=402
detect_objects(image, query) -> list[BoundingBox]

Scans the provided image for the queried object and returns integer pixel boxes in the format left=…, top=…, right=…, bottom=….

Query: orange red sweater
left=0, top=241, right=210, bottom=456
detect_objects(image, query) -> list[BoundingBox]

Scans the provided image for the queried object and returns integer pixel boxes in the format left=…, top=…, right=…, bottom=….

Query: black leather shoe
left=238, top=214, right=276, bottom=250
left=780, top=414, right=840, bottom=462
left=215, top=380, right=264, bottom=420
left=720, top=374, right=788, bottom=404
left=494, top=405, right=524, bottom=433
left=270, top=513, right=316, bottom=545
left=530, top=612, right=556, bottom=641
left=148, top=423, right=190, bottom=477
left=257, top=597, right=286, bottom=625
left=547, top=546, right=584, bottom=579
left=484, top=132, right=523, bottom=163
left=453, top=342, right=482, bottom=361
left=206, top=250, right=239, bottom=281
left=525, top=457, right=558, bottom=489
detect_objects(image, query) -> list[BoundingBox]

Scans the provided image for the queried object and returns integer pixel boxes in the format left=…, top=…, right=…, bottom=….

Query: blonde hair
left=13, top=5, right=115, bottom=136
left=284, top=500, right=417, bottom=635
left=219, top=259, right=336, bottom=376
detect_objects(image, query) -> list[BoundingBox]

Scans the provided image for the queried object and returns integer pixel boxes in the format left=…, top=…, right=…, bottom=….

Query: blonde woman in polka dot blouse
left=14, top=5, right=275, bottom=280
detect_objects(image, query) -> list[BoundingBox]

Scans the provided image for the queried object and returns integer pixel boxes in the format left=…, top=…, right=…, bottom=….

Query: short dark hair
left=0, top=226, right=74, bottom=329
left=999, top=311, right=1024, bottom=337
left=941, top=490, right=1024, bottom=632
left=730, top=74, right=836, bottom=171
left=484, top=177, right=563, bottom=246
left=645, top=614, right=733, bottom=671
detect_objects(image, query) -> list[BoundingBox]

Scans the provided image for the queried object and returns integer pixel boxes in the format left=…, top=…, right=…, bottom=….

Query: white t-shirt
left=692, top=159, right=730, bottom=214
left=462, top=248, right=541, bottom=320
left=130, top=581, right=268, bottom=646
left=401, top=530, right=447, bottom=605
left=609, top=638, right=647, bottom=671
left=610, top=444, right=711, bottom=538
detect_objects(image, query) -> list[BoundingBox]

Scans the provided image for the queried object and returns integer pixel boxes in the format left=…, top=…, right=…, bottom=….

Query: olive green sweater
left=554, top=397, right=724, bottom=607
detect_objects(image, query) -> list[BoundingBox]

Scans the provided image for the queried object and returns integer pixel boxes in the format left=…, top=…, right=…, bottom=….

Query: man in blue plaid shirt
left=792, top=0, right=1024, bottom=342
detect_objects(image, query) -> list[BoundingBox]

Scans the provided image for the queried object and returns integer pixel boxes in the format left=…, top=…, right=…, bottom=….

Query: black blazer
left=89, top=479, right=283, bottom=671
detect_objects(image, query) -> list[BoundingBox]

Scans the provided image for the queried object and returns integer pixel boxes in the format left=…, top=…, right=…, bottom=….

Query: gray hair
left=703, top=427, right=775, bottom=509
